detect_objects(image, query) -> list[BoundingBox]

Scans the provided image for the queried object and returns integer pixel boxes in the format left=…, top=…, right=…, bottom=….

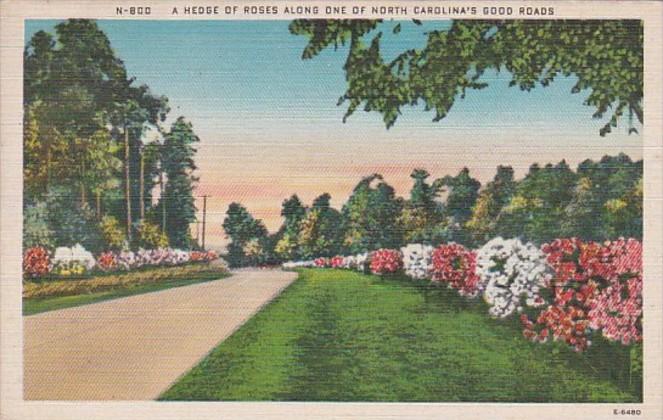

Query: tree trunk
left=80, top=156, right=86, bottom=207
left=139, top=151, right=145, bottom=220
left=46, top=145, right=51, bottom=193
left=160, top=167, right=166, bottom=233
left=96, top=190, right=102, bottom=220
left=124, top=124, right=132, bottom=242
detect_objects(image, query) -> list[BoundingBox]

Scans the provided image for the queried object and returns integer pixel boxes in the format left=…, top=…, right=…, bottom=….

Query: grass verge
left=160, top=268, right=639, bottom=402
left=23, top=264, right=230, bottom=315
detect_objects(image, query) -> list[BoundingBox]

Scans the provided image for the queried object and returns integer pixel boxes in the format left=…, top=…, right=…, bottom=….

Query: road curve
left=23, top=269, right=297, bottom=400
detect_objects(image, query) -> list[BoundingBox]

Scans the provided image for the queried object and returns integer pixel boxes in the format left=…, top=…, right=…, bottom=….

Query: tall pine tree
left=161, top=117, right=199, bottom=248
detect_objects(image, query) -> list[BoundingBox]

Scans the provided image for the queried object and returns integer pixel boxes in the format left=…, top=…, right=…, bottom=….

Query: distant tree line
left=223, top=154, right=642, bottom=267
left=23, top=19, right=200, bottom=252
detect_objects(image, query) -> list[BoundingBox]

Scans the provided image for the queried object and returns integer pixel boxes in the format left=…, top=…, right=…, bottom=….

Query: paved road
left=23, top=269, right=297, bottom=400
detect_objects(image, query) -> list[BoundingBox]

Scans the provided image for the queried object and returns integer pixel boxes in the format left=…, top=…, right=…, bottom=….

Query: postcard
left=1, top=1, right=662, bottom=419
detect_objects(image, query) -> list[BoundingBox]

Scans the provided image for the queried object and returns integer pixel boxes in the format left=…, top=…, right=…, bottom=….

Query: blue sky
left=25, top=19, right=630, bottom=133
left=25, top=20, right=643, bottom=244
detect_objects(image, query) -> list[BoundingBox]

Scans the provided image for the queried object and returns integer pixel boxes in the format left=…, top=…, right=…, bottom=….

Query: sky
left=25, top=20, right=643, bottom=249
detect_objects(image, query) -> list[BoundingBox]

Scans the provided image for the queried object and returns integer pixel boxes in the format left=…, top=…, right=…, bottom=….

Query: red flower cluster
left=522, top=238, right=643, bottom=351
left=314, top=257, right=330, bottom=268
left=369, top=249, right=402, bottom=275
left=430, top=243, right=481, bottom=297
left=96, top=251, right=118, bottom=272
left=522, top=306, right=591, bottom=351
left=330, top=256, right=344, bottom=268
left=23, top=246, right=51, bottom=278
left=190, top=250, right=219, bottom=263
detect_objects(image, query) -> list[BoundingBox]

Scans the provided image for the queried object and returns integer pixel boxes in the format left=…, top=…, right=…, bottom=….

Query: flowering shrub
left=52, top=261, right=87, bottom=277
left=117, top=250, right=139, bottom=271
left=205, top=250, right=219, bottom=262
left=430, top=243, right=481, bottom=297
left=401, top=244, right=433, bottom=280
left=282, top=260, right=316, bottom=269
left=355, top=253, right=369, bottom=271
left=342, top=253, right=368, bottom=271
left=191, top=249, right=219, bottom=263
left=97, top=251, right=118, bottom=272
left=135, top=248, right=155, bottom=267
left=23, top=246, right=51, bottom=278
left=279, top=237, right=642, bottom=353
left=586, top=239, right=643, bottom=345
left=24, top=243, right=221, bottom=278
left=191, top=251, right=207, bottom=262
left=476, top=238, right=550, bottom=318
left=314, top=257, right=330, bottom=268
left=330, top=256, right=344, bottom=268
left=52, top=244, right=96, bottom=275
left=173, top=249, right=191, bottom=265
left=521, top=238, right=643, bottom=351
left=283, top=254, right=369, bottom=271
left=369, top=249, right=402, bottom=275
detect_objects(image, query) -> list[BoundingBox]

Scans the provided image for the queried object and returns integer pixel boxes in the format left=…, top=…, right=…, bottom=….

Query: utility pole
left=202, top=195, right=207, bottom=250
left=159, top=153, right=166, bottom=233
left=139, top=147, right=145, bottom=220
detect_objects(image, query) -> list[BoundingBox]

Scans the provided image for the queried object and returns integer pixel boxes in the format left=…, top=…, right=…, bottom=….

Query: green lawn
left=23, top=267, right=230, bottom=315
left=160, top=268, right=640, bottom=402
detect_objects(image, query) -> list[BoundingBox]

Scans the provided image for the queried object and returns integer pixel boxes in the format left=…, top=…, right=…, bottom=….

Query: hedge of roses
left=431, top=243, right=481, bottom=298
left=281, top=236, right=643, bottom=353
left=477, top=238, right=549, bottom=318
left=521, top=238, right=643, bottom=351
left=401, top=244, right=433, bottom=280
left=369, top=249, right=403, bottom=275
left=23, top=244, right=220, bottom=279
left=23, top=246, right=51, bottom=278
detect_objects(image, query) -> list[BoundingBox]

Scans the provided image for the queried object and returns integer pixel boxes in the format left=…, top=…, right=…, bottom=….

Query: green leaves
left=161, top=117, right=200, bottom=248
left=291, top=19, right=643, bottom=136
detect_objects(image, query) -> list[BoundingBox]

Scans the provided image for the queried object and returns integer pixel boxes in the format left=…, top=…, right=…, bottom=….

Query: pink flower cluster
left=369, top=249, right=403, bottom=275
left=521, top=238, right=643, bottom=351
left=314, top=257, right=330, bottom=268
left=330, top=256, right=344, bottom=268
left=430, top=243, right=481, bottom=297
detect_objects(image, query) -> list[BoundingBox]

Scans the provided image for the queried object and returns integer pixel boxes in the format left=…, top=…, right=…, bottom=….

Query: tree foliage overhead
left=290, top=19, right=643, bottom=136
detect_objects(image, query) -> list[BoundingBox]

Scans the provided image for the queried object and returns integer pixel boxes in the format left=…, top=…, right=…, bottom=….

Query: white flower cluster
left=282, top=260, right=316, bottom=269
left=53, top=244, right=96, bottom=270
left=476, top=237, right=550, bottom=318
left=172, top=249, right=191, bottom=265
left=400, top=244, right=433, bottom=280
left=341, top=253, right=369, bottom=271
